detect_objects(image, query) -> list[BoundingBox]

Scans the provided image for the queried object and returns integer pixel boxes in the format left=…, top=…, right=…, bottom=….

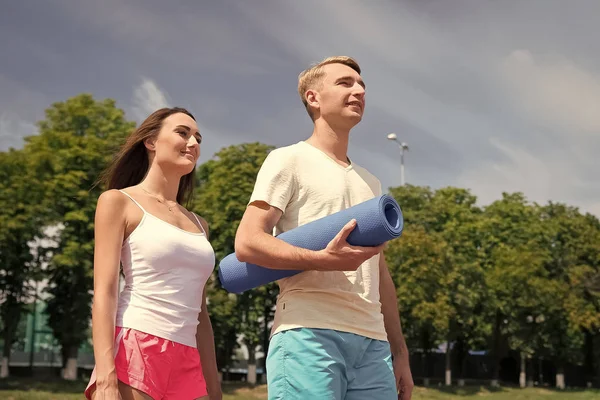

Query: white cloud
left=457, top=136, right=599, bottom=216
left=58, top=0, right=278, bottom=76
left=0, top=74, right=48, bottom=150
left=128, top=77, right=248, bottom=165
left=130, top=78, right=171, bottom=122
left=3, top=1, right=599, bottom=217
left=234, top=1, right=600, bottom=217
left=235, top=0, right=493, bottom=148
left=588, top=203, right=600, bottom=217
left=499, top=49, right=600, bottom=134
left=234, top=0, right=459, bottom=80
left=457, top=137, right=552, bottom=204
left=0, top=112, right=37, bottom=151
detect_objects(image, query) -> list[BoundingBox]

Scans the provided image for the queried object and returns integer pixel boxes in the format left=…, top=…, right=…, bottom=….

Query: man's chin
left=345, top=112, right=363, bottom=124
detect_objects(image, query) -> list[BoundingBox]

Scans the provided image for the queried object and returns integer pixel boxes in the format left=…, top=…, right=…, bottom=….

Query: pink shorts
left=85, top=327, right=207, bottom=400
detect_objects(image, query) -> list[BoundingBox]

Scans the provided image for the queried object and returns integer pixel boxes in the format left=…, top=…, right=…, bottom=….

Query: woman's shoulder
left=95, top=189, right=131, bottom=224
left=96, top=188, right=141, bottom=216
left=185, top=209, right=210, bottom=237
left=98, top=186, right=142, bottom=204
left=97, top=188, right=128, bottom=206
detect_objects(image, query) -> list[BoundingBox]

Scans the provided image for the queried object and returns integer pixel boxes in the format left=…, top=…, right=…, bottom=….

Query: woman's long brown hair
left=99, top=107, right=197, bottom=206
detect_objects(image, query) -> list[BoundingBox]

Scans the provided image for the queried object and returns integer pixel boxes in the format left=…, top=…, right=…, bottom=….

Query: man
left=235, top=56, right=413, bottom=399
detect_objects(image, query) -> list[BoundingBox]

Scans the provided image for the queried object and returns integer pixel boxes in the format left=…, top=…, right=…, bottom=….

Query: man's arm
left=235, top=201, right=323, bottom=270
left=379, top=251, right=414, bottom=398
left=379, top=252, right=408, bottom=357
left=235, top=201, right=382, bottom=272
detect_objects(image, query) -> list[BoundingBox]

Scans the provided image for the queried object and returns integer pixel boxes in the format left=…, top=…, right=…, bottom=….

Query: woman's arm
left=194, top=214, right=222, bottom=399
left=196, top=292, right=222, bottom=399
left=91, top=190, right=127, bottom=394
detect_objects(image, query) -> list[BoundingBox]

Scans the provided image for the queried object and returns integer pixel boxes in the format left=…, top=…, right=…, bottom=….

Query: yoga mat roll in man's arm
left=218, top=194, right=404, bottom=293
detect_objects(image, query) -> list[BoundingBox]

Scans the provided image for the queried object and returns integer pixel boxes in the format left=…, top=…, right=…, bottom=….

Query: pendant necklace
left=140, top=186, right=176, bottom=212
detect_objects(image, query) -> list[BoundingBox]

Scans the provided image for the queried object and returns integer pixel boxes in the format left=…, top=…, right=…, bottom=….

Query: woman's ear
left=143, top=136, right=156, bottom=152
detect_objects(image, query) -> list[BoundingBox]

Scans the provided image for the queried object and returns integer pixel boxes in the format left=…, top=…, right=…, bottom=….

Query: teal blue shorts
left=266, top=328, right=396, bottom=399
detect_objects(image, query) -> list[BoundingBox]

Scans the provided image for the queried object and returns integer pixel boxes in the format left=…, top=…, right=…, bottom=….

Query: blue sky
left=1, top=0, right=599, bottom=215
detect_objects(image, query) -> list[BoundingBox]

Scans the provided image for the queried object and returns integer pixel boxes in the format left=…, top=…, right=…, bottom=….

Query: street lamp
left=387, top=133, right=409, bottom=186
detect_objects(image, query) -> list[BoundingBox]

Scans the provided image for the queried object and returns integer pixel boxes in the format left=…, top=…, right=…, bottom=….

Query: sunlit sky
left=2, top=0, right=599, bottom=215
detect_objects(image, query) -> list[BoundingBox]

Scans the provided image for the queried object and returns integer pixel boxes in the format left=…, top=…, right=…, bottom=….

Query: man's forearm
left=235, top=230, right=325, bottom=271
left=379, top=257, right=408, bottom=357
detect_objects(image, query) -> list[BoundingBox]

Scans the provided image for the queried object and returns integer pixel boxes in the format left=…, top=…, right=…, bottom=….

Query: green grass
left=0, top=379, right=269, bottom=400
left=0, top=377, right=86, bottom=400
left=0, top=378, right=598, bottom=399
left=410, top=385, right=599, bottom=399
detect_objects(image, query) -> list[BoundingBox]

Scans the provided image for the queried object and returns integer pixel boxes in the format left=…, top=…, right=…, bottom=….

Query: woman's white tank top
left=115, top=190, right=215, bottom=347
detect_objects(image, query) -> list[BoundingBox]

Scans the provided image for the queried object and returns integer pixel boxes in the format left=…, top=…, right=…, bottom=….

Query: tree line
left=0, top=94, right=598, bottom=388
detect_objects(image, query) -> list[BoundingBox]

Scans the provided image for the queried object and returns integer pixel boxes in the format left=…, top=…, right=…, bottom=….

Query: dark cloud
left=1, top=0, right=598, bottom=215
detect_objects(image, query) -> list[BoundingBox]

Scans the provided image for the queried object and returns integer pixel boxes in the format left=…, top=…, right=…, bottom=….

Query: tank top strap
left=192, top=212, right=207, bottom=236
left=118, top=190, right=147, bottom=214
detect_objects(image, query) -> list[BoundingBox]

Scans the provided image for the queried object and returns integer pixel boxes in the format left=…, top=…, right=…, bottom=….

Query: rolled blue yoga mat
left=218, top=194, right=404, bottom=293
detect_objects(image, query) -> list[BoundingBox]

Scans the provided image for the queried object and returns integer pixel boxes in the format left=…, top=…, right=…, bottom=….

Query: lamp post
left=387, top=133, right=409, bottom=186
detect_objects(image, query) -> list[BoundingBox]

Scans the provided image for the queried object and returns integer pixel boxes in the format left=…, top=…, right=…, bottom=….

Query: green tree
left=385, top=224, right=449, bottom=383
left=578, top=214, right=600, bottom=387
left=388, top=185, right=485, bottom=385
left=0, top=149, right=45, bottom=377
left=479, top=193, right=550, bottom=386
left=428, top=187, right=485, bottom=386
left=193, top=142, right=275, bottom=383
left=538, top=203, right=600, bottom=388
left=23, top=94, right=135, bottom=379
left=386, top=185, right=445, bottom=383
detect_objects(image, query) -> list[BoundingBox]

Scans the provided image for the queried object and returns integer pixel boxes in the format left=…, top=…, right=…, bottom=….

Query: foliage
left=0, top=149, right=46, bottom=361
left=21, top=94, right=135, bottom=364
left=0, top=94, right=599, bottom=387
left=193, top=143, right=276, bottom=369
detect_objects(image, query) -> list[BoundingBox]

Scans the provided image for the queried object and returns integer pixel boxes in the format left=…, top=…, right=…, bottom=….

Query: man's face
left=314, top=63, right=366, bottom=125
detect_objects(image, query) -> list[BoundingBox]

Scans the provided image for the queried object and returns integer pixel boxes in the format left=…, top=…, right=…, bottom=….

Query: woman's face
left=148, top=112, right=202, bottom=174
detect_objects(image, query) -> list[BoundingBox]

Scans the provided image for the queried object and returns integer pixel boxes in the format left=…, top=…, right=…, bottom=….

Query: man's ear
left=305, top=89, right=320, bottom=113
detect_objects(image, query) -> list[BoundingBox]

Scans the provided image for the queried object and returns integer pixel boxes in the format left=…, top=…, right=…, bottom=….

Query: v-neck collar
left=299, top=141, right=353, bottom=172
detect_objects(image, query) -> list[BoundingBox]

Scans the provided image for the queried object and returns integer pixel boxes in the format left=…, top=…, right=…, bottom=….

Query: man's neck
left=305, top=119, right=352, bottom=166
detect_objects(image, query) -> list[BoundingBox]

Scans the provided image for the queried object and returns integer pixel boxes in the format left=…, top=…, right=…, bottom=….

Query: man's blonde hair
left=297, top=56, right=361, bottom=120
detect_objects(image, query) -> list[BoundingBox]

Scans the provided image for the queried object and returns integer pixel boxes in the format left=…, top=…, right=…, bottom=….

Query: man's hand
left=393, top=353, right=414, bottom=400
left=318, top=219, right=384, bottom=271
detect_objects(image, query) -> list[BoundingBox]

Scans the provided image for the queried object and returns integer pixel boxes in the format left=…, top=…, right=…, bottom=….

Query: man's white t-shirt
left=249, top=141, right=388, bottom=341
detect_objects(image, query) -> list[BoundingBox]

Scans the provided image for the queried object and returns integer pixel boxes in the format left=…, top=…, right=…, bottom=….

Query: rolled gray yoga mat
left=218, top=194, right=404, bottom=293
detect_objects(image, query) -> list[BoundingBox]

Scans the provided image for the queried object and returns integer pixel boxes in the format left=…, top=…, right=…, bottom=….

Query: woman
left=85, top=107, right=221, bottom=400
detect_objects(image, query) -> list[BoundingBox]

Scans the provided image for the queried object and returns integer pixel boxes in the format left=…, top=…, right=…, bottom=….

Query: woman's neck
left=138, top=166, right=181, bottom=202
